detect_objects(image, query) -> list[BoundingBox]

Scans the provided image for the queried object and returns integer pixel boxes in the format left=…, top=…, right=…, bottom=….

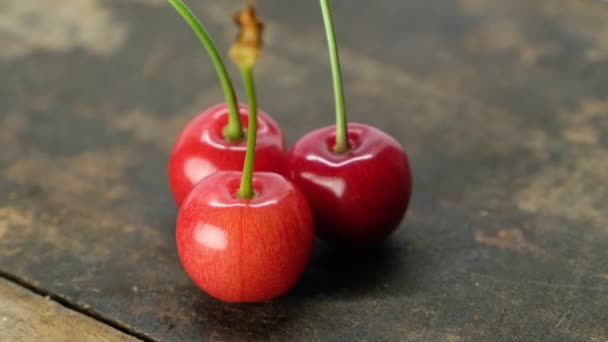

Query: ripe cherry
left=286, top=0, right=412, bottom=246
left=176, top=4, right=313, bottom=302
left=168, top=0, right=285, bottom=206
left=176, top=172, right=313, bottom=302
left=168, top=103, right=284, bottom=206
left=287, top=123, right=411, bottom=245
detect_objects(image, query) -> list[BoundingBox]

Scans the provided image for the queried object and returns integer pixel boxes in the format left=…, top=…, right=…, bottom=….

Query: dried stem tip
left=229, top=4, right=264, bottom=67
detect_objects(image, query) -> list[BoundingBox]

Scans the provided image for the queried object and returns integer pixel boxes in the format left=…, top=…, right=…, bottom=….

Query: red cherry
left=286, top=123, right=412, bottom=246
left=168, top=103, right=285, bottom=206
left=176, top=171, right=314, bottom=302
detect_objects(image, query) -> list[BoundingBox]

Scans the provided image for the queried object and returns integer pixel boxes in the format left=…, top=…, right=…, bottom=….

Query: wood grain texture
left=0, top=278, right=138, bottom=342
left=0, top=0, right=608, bottom=341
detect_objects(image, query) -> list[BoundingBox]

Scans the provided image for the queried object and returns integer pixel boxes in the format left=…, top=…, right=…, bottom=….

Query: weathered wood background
left=1, top=0, right=608, bottom=341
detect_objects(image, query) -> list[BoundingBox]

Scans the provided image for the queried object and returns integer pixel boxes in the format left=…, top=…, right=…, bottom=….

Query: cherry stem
left=320, top=0, right=349, bottom=154
left=238, top=65, right=258, bottom=199
left=168, top=0, right=244, bottom=141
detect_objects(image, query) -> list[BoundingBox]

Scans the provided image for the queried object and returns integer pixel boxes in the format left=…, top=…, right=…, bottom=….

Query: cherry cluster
left=167, top=0, right=412, bottom=303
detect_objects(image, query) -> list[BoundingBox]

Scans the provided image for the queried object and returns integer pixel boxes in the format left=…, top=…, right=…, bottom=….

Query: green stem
left=168, top=0, right=244, bottom=141
left=320, top=0, right=349, bottom=153
left=238, top=66, right=258, bottom=199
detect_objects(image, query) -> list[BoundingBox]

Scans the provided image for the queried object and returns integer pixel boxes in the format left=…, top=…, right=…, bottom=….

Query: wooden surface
left=0, top=278, right=137, bottom=341
left=1, top=0, right=608, bottom=341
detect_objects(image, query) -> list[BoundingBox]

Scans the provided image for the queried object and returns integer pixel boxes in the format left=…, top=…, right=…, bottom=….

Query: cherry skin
left=168, top=103, right=285, bottom=206
left=176, top=171, right=314, bottom=302
left=286, top=123, right=412, bottom=246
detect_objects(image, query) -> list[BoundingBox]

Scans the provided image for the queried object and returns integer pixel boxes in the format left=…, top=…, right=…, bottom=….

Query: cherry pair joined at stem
left=169, top=0, right=314, bottom=303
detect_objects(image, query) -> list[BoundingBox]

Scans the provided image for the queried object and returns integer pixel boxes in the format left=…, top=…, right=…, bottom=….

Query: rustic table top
left=1, top=0, right=608, bottom=341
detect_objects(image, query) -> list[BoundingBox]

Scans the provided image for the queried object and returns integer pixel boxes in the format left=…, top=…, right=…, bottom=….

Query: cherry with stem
left=167, top=0, right=286, bottom=206
left=176, top=5, right=314, bottom=302
left=286, top=0, right=413, bottom=246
